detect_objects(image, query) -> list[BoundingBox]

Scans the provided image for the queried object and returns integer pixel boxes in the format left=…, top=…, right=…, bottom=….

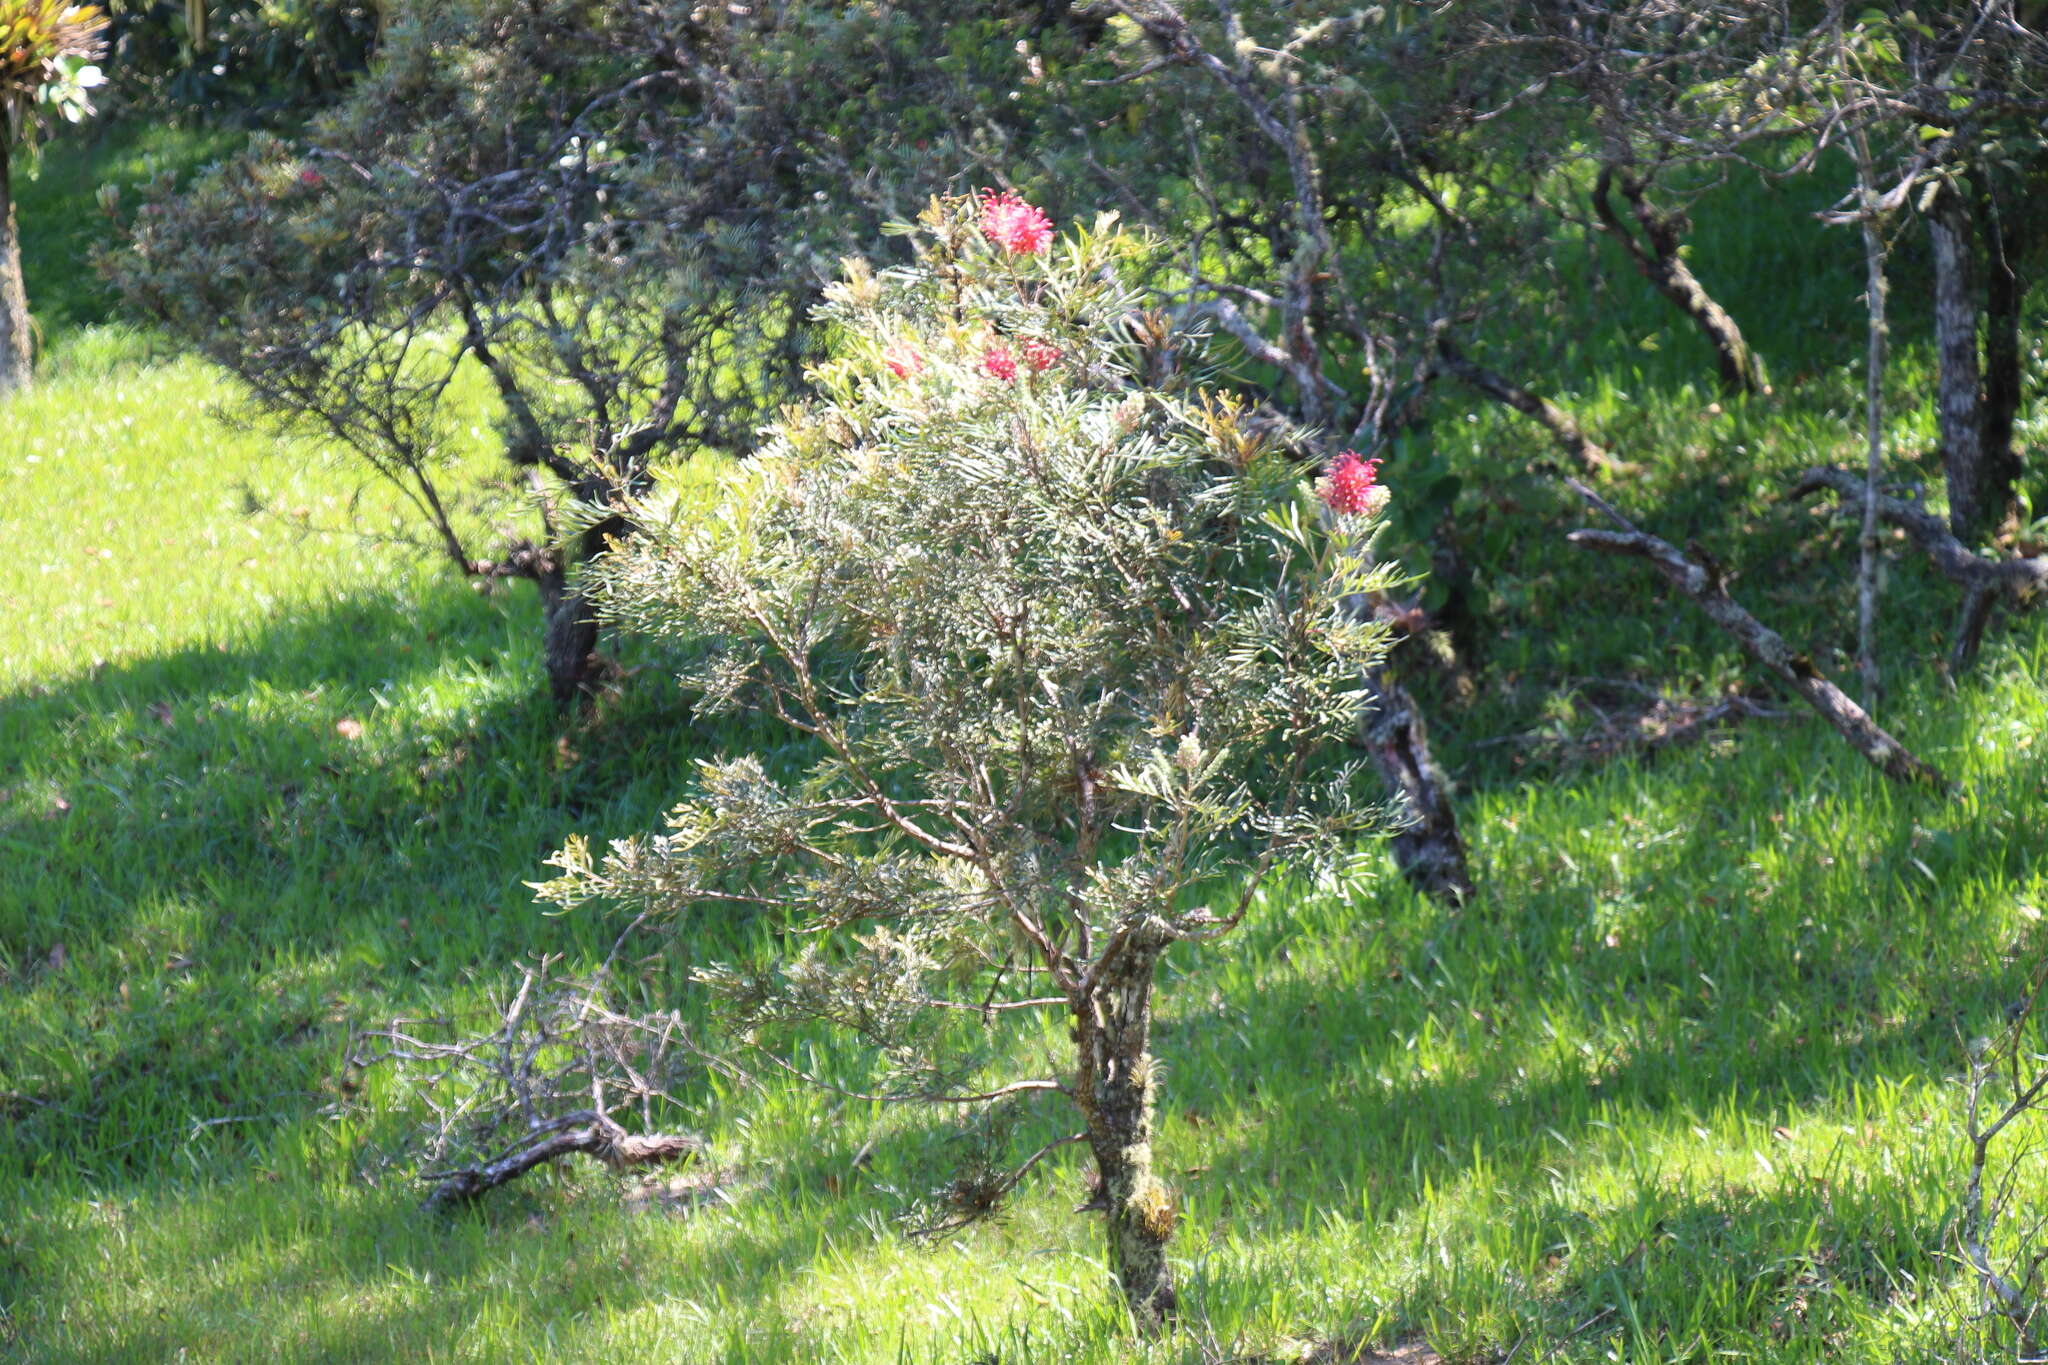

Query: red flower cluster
left=1022, top=339, right=1062, bottom=373
left=979, top=190, right=1054, bottom=256
left=883, top=344, right=923, bottom=378
left=982, top=346, right=1019, bottom=381
left=1319, top=450, right=1383, bottom=515
left=298, top=168, right=324, bottom=188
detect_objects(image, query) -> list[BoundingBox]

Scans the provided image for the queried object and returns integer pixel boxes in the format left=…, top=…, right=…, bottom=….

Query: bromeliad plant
left=538, top=195, right=1402, bottom=1331
left=0, top=1, right=106, bottom=394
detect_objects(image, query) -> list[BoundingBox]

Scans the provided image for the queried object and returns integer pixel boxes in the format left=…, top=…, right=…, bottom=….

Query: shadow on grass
left=5, top=1175, right=810, bottom=1364
left=0, top=533, right=2039, bottom=1361
left=0, top=579, right=805, bottom=1185
left=1134, top=651, right=2047, bottom=1350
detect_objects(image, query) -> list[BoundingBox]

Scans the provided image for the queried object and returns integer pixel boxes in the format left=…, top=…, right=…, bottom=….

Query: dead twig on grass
left=348, top=958, right=712, bottom=1209
left=1953, top=963, right=2048, bottom=1359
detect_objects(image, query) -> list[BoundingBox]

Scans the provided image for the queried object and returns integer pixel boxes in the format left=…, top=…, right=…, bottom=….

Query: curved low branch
left=1791, top=465, right=2048, bottom=670
left=1790, top=466, right=2048, bottom=602
left=1436, top=339, right=1636, bottom=477
left=422, top=1112, right=705, bottom=1209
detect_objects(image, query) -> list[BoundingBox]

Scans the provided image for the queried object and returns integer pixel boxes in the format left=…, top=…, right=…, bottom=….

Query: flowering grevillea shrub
left=537, top=195, right=1402, bottom=1332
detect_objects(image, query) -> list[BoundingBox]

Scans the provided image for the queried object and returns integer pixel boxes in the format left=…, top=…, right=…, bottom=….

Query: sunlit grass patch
left=3, top=122, right=2047, bottom=1364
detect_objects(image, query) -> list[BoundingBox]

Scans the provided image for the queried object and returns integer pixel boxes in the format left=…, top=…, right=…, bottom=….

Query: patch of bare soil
left=1234, top=1335, right=1443, bottom=1365
left=621, top=1164, right=746, bottom=1216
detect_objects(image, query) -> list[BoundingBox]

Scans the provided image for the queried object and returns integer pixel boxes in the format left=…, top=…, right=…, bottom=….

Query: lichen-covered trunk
left=1076, top=942, right=1176, bottom=1332
left=0, top=141, right=32, bottom=398
left=1929, top=189, right=2004, bottom=543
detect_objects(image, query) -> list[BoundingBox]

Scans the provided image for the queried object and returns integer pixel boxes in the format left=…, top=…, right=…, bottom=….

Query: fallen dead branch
left=418, top=1110, right=704, bottom=1210
left=1563, top=478, right=1947, bottom=791
left=348, top=957, right=714, bottom=1209
left=1476, top=680, right=1788, bottom=770
left=1790, top=465, right=2048, bottom=671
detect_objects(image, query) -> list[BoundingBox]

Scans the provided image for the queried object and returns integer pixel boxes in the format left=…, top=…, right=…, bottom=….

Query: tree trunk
left=1851, top=156, right=1889, bottom=706
left=0, top=140, right=33, bottom=398
left=1979, top=178, right=2023, bottom=516
left=1594, top=167, right=1765, bottom=397
left=1359, top=659, right=1472, bottom=905
left=539, top=572, right=602, bottom=709
left=1076, top=941, right=1176, bottom=1332
left=1929, top=187, right=2005, bottom=542
left=517, top=514, right=620, bottom=709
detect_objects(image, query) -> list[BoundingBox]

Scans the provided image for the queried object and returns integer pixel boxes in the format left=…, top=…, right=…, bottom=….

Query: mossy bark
left=1075, top=939, right=1177, bottom=1331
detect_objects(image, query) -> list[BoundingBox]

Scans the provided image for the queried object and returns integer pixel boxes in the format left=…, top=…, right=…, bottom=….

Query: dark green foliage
left=98, top=0, right=378, bottom=119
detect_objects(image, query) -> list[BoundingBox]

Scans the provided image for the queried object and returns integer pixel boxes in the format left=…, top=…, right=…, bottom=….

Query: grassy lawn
left=2, top=127, right=2045, bottom=1363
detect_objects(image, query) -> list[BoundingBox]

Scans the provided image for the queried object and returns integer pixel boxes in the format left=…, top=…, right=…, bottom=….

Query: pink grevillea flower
left=982, top=345, right=1019, bottom=381
left=882, top=344, right=924, bottom=378
left=978, top=189, right=1055, bottom=256
left=1318, top=450, right=1384, bottom=515
left=298, top=168, right=324, bottom=188
left=1022, top=339, right=1062, bottom=373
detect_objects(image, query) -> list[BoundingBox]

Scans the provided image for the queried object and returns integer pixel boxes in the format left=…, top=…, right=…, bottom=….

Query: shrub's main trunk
left=524, top=512, right=622, bottom=709
left=0, top=141, right=32, bottom=397
left=536, top=568, right=602, bottom=709
left=1076, top=941, right=1176, bottom=1332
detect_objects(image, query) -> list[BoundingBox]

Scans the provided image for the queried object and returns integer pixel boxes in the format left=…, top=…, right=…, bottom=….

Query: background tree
left=100, top=0, right=380, bottom=115
left=536, top=196, right=1403, bottom=1329
left=0, top=0, right=107, bottom=395
left=108, top=0, right=1072, bottom=703
left=1794, top=0, right=2048, bottom=544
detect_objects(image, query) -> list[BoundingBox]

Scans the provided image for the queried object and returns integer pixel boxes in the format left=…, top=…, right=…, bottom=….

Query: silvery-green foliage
left=538, top=194, right=1402, bottom=1217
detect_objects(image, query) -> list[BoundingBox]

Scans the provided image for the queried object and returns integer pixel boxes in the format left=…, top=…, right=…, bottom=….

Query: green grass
left=3, top=125, right=2046, bottom=1363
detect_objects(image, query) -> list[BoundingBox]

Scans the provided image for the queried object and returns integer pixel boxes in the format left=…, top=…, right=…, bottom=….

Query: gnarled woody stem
left=1073, top=938, right=1176, bottom=1330
left=0, top=140, right=32, bottom=397
left=422, top=1111, right=704, bottom=1210
left=1789, top=465, right=2048, bottom=672
left=1592, top=166, right=1766, bottom=397
left=1435, top=338, right=1634, bottom=478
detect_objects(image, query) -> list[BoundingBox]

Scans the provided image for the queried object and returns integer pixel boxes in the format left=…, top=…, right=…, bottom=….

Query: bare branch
left=1436, top=339, right=1635, bottom=477
left=1564, top=480, right=1947, bottom=790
